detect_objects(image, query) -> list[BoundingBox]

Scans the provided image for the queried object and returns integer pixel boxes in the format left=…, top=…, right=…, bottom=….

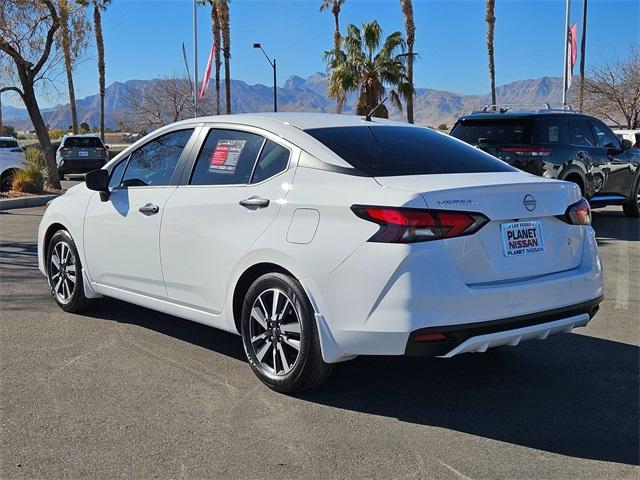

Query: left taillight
left=558, top=198, right=591, bottom=225
left=351, top=205, right=489, bottom=243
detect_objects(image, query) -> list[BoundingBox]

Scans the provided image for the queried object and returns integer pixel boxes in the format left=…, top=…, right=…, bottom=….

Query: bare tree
left=124, top=76, right=215, bottom=133
left=578, top=45, right=640, bottom=129
left=0, top=0, right=63, bottom=189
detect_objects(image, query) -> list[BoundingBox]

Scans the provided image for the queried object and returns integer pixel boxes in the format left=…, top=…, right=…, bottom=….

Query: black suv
left=450, top=107, right=640, bottom=217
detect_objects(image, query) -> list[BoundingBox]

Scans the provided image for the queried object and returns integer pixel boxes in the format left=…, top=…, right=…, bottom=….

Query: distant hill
left=2, top=73, right=563, bottom=131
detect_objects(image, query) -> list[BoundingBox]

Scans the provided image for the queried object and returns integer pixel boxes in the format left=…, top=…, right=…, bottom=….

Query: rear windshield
left=63, top=137, right=104, bottom=148
left=0, top=139, right=19, bottom=148
left=304, top=126, right=515, bottom=176
left=450, top=118, right=532, bottom=145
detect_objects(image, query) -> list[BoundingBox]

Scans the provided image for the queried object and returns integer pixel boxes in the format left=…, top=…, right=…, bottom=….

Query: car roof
left=0, top=136, right=18, bottom=141
left=62, top=133, right=102, bottom=138
left=457, top=111, right=590, bottom=121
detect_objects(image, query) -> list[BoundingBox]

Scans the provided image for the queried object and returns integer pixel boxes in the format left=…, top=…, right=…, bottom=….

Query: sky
left=4, top=0, right=640, bottom=108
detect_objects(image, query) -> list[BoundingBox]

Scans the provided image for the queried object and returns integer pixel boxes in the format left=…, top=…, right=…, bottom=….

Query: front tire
left=622, top=177, right=640, bottom=218
left=240, top=273, right=333, bottom=393
left=47, top=230, right=94, bottom=313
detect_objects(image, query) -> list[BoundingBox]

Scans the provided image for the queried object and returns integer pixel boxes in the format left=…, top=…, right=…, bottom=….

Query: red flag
left=199, top=43, right=215, bottom=100
left=566, top=23, right=578, bottom=89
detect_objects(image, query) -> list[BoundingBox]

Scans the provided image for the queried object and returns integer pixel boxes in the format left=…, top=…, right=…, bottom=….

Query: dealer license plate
left=501, top=220, right=545, bottom=257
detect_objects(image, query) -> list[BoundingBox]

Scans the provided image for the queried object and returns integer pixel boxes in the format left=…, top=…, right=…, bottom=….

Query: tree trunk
left=211, top=3, right=222, bottom=115
left=59, top=0, right=78, bottom=133
left=400, top=0, right=415, bottom=123
left=94, top=4, right=106, bottom=141
left=486, top=0, right=497, bottom=106
left=18, top=70, right=60, bottom=189
left=218, top=1, right=231, bottom=114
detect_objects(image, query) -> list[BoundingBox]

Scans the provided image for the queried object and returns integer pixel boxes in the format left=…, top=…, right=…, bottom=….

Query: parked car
left=450, top=106, right=640, bottom=218
left=56, top=134, right=108, bottom=179
left=0, top=136, right=27, bottom=191
left=38, top=113, right=603, bottom=392
left=614, top=129, right=640, bottom=149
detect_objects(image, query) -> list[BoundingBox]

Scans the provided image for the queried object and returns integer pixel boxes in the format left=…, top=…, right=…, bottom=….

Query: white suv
left=37, top=113, right=604, bottom=392
left=0, top=136, right=26, bottom=191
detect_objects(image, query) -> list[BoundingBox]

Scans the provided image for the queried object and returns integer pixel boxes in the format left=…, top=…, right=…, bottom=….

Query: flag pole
left=579, top=0, right=588, bottom=110
left=193, top=0, right=199, bottom=117
left=561, top=0, right=571, bottom=106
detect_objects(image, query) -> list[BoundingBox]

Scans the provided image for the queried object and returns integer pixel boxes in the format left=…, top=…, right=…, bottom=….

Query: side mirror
left=621, top=139, right=633, bottom=150
left=85, top=169, right=110, bottom=201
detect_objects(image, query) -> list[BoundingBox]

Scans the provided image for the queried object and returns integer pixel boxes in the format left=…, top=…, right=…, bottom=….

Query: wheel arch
left=42, top=222, right=68, bottom=275
left=560, top=167, right=588, bottom=197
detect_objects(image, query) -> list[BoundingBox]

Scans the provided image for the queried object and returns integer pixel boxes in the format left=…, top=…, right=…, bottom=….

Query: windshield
left=304, top=125, right=515, bottom=176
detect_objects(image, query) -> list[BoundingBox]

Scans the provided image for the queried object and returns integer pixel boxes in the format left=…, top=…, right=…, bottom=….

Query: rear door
left=83, top=128, right=196, bottom=297
left=160, top=126, right=298, bottom=314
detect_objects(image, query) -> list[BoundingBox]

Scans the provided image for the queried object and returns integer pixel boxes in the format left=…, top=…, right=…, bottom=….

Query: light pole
left=253, top=43, right=277, bottom=113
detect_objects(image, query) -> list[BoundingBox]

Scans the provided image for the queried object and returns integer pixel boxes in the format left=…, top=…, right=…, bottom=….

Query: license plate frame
left=500, top=220, right=545, bottom=257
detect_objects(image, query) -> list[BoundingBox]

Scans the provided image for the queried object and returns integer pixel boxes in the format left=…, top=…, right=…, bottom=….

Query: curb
left=0, top=194, right=59, bottom=211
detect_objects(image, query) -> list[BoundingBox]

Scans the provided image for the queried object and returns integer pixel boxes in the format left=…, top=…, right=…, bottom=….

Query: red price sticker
left=211, top=145, right=229, bottom=166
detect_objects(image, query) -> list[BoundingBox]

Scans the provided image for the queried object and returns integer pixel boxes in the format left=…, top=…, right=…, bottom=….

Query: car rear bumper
left=404, top=296, right=601, bottom=356
left=58, top=159, right=106, bottom=174
left=305, top=226, right=603, bottom=362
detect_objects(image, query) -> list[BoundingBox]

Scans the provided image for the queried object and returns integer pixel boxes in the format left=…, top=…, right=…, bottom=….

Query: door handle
left=239, top=196, right=270, bottom=209
left=139, top=203, right=160, bottom=215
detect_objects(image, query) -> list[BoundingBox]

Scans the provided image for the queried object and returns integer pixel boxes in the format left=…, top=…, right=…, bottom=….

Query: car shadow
left=88, top=297, right=638, bottom=466
left=592, top=209, right=639, bottom=242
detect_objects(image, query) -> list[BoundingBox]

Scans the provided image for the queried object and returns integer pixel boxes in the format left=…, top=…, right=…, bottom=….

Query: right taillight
left=351, top=205, right=489, bottom=243
left=558, top=198, right=591, bottom=225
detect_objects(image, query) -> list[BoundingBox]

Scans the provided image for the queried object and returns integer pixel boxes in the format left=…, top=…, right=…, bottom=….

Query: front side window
left=121, top=129, right=193, bottom=186
left=590, top=120, right=620, bottom=149
left=190, top=129, right=264, bottom=185
left=569, top=118, right=595, bottom=146
left=250, top=140, right=290, bottom=183
left=307, top=126, right=515, bottom=176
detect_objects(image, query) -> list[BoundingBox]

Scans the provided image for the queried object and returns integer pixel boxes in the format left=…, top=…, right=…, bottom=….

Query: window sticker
left=210, top=139, right=246, bottom=173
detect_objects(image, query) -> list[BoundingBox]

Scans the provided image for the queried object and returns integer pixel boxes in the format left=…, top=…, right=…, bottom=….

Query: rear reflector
left=351, top=205, right=489, bottom=243
left=501, top=147, right=553, bottom=157
left=557, top=198, right=591, bottom=225
left=414, top=333, right=447, bottom=342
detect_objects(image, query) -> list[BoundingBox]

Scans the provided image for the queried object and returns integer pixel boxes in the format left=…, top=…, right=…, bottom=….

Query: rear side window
left=190, top=129, right=264, bottom=185
left=63, top=137, right=104, bottom=148
left=450, top=119, right=531, bottom=145
left=569, top=118, right=596, bottom=146
left=251, top=140, right=290, bottom=184
left=305, top=126, right=515, bottom=177
left=121, top=129, right=193, bottom=186
left=532, top=118, right=569, bottom=144
left=0, top=140, right=19, bottom=148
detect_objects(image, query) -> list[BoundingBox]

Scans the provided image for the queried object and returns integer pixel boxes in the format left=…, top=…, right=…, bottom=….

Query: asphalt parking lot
left=0, top=206, right=638, bottom=479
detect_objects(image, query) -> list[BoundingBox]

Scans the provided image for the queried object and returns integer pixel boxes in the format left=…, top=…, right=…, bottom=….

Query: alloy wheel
left=49, top=241, right=77, bottom=304
left=248, top=288, right=302, bottom=376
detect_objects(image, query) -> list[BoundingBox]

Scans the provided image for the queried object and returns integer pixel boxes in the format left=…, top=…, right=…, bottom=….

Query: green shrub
left=12, top=154, right=45, bottom=194
left=24, top=146, right=45, bottom=167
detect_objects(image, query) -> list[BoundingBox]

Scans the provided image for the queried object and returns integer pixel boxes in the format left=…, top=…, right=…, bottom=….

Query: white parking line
left=614, top=237, right=630, bottom=310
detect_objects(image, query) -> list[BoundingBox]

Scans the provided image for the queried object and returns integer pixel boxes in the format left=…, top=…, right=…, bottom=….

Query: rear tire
left=46, top=230, right=95, bottom=313
left=622, top=178, right=640, bottom=218
left=240, top=273, right=333, bottom=393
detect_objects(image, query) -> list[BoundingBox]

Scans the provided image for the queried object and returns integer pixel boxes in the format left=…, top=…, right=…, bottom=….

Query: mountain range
left=2, top=73, right=564, bottom=131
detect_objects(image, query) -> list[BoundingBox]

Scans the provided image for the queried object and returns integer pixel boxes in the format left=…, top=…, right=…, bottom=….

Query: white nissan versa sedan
left=38, top=113, right=604, bottom=392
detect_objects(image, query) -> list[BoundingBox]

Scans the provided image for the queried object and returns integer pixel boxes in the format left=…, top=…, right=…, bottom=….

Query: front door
left=160, top=126, right=297, bottom=313
left=83, top=128, right=195, bottom=297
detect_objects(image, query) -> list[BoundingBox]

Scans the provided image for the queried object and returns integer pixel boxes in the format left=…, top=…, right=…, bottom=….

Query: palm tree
left=216, top=0, right=231, bottom=114
left=485, top=0, right=497, bottom=105
left=208, top=0, right=222, bottom=115
left=399, top=0, right=415, bottom=123
left=57, top=0, right=79, bottom=133
left=79, top=0, right=110, bottom=140
left=326, top=21, right=406, bottom=118
left=320, top=0, right=346, bottom=112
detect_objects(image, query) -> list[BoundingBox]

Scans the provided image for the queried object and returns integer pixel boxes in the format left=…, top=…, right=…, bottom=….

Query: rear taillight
left=351, top=206, right=489, bottom=243
left=558, top=198, right=591, bottom=225
left=501, top=147, right=553, bottom=157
